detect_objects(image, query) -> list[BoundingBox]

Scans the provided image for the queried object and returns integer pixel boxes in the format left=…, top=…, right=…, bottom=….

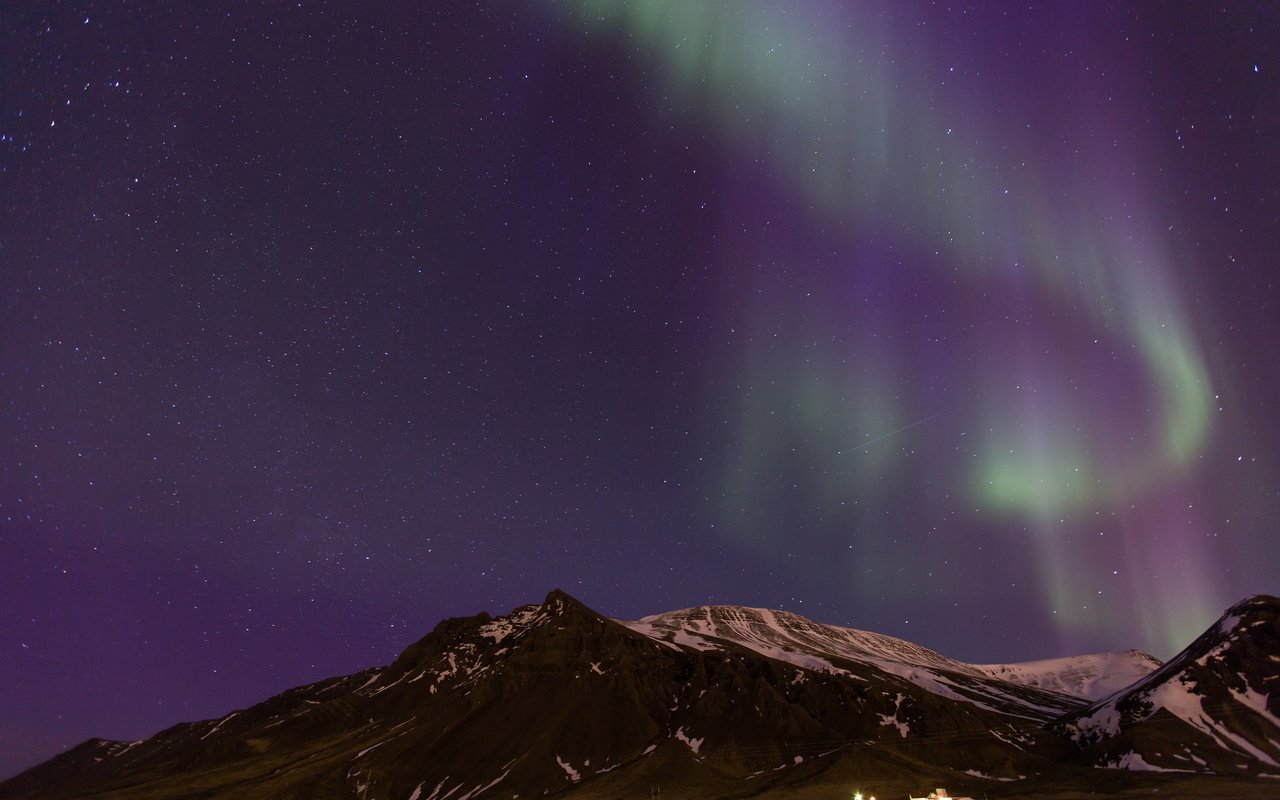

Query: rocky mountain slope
left=2, top=591, right=1277, bottom=800
left=1060, top=594, right=1280, bottom=775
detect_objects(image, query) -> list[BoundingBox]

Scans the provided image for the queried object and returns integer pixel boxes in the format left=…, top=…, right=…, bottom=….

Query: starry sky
left=3, top=0, right=1278, bottom=779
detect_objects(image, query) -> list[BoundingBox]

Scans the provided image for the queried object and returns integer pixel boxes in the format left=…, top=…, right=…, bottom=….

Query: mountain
left=623, top=605, right=1087, bottom=720
left=2, top=591, right=1277, bottom=800
left=1061, top=594, right=1280, bottom=775
left=974, top=650, right=1162, bottom=701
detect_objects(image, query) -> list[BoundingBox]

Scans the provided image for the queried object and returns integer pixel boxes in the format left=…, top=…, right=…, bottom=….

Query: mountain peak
left=542, top=587, right=584, bottom=613
left=1228, top=594, right=1280, bottom=617
left=1060, top=592, right=1280, bottom=774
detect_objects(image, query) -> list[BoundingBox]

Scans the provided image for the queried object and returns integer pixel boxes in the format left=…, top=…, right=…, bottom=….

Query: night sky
left=3, top=0, right=1279, bottom=779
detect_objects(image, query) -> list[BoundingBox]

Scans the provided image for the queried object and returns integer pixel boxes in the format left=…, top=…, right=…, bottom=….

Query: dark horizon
left=3, top=1, right=1278, bottom=781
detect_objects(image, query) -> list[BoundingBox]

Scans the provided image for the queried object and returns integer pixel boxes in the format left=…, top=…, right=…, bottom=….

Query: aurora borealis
left=2, top=0, right=1278, bottom=779
left=551, top=0, right=1226, bottom=646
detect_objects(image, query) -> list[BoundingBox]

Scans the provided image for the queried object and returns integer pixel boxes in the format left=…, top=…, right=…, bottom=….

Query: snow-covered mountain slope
left=619, top=605, right=1086, bottom=721
left=1059, top=594, right=1280, bottom=775
left=622, top=605, right=980, bottom=676
left=975, top=650, right=1161, bottom=701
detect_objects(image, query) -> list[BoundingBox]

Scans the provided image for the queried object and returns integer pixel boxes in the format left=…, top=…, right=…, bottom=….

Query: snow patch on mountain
left=478, top=605, right=546, bottom=644
left=622, top=605, right=975, bottom=677
left=420, top=778, right=453, bottom=800
left=1230, top=683, right=1275, bottom=717
left=556, top=755, right=581, bottom=782
left=1104, top=751, right=1195, bottom=773
left=617, top=604, right=1088, bottom=721
left=963, top=769, right=1021, bottom=781
left=199, top=711, right=239, bottom=741
left=1147, top=680, right=1280, bottom=767
left=675, top=727, right=704, bottom=753
left=456, top=770, right=509, bottom=800
left=878, top=693, right=910, bottom=737
left=1068, top=703, right=1122, bottom=741
left=975, top=650, right=1160, bottom=700
left=619, top=619, right=720, bottom=652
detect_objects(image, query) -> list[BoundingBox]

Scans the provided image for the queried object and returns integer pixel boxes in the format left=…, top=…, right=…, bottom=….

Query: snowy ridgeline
left=619, top=604, right=1158, bottom=703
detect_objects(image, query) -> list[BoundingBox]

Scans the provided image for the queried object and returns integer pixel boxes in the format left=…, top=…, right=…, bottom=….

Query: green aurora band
left=545, top=0, right=1218, bottom=653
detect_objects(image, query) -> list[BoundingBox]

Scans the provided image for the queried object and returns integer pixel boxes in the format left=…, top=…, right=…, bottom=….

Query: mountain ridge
left=2, top=590, right=1277, bottom=800
left=622, top=602, right=1161, bottom=704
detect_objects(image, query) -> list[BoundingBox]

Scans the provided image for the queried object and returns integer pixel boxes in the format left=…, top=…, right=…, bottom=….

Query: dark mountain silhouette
left=2, top=590, right=1277, bottom=799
